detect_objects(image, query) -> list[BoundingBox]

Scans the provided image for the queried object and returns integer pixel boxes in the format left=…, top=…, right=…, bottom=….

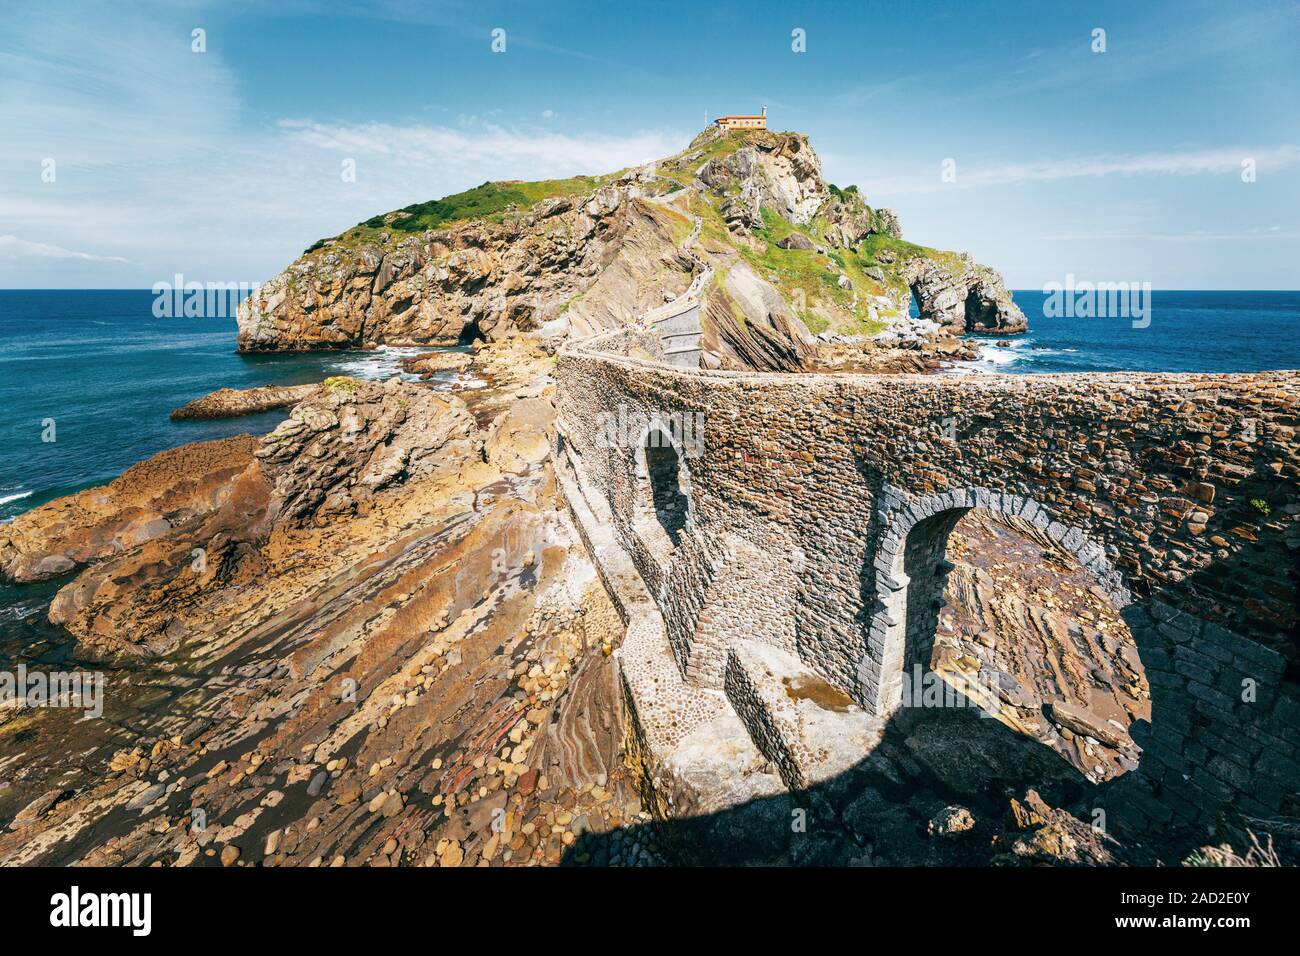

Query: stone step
left=552, top=443, right=785, bottom=818
left=725, top=639, right=885, bottom=791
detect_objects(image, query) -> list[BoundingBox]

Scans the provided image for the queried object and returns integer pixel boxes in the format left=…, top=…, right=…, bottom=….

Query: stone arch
left=857, top=486, right=1132, bottom=718
left=632, top=417, right=693, bottom=554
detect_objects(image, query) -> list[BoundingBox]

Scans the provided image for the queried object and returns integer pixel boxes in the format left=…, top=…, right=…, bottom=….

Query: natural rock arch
left=857, top=486, right=1133, bottom=717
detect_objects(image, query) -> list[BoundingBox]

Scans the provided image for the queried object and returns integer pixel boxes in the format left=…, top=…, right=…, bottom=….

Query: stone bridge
left=554, top=323, right=1299, bottom=843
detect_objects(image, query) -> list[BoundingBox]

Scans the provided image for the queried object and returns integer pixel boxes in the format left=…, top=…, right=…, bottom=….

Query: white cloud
left=0, top=5, right=688, bottom=286
left=0, top=4, right=240, bottom=170
left=0, top=235, right=130, bottom=263
left=277, top=119, right=681, bottom=176
left=1039, top=230, right=1300, bottom=242
left=867, top=145, right=1300, bottom=196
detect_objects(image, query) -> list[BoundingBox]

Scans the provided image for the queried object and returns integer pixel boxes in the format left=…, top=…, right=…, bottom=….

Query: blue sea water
left=956, top=290, right=1300, bottom=376
left=0, top=289, right=464, bottom=524
left=1, top=289, right=1297, bottom=528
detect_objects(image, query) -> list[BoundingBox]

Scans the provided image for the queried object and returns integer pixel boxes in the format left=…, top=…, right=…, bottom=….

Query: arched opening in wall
left=458, top=317, right=485, bottom=345
left=643, top=429, right=688, bottom=546
left=897, top=507, right=1149, bottom=785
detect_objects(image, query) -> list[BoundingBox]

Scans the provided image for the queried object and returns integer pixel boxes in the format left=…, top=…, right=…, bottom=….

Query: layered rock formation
left=170, top=384, right=319, bottom=420
left=46, top=377, right=481, bottom=658
left=0, top=436, right=257, bottom=583
left=256, top=377, right=479, bottom=527
left=937, top=511, right=1150, bottom=783
left=236, top=176, right=648, bottom=352
left=1, top=339, right=661, bottom=867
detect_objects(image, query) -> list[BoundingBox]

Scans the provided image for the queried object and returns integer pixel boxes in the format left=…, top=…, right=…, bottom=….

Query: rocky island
left=237, top=126, right=1025, bottom=369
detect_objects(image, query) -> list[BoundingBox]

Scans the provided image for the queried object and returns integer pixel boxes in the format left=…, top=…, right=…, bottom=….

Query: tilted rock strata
left=938, top=511, right=1150, bottom=783
left=170, top=383, right=319, bottom=420
left=48, top=378, right=481, bottom=657
left=0, top=435, right=257, bottom=583
left=1, top=341, right=661, bottom=867
left=256, top=377, right=480, bottom=528
left=236, top=177, right=646, bottom=353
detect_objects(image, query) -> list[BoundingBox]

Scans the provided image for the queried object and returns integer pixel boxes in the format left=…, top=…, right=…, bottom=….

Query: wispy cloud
left=837, top=3, right=1300, bottom=112
left=1039, top=229, right=1300, bottom=242
left=0, top=235, right=130, bottom=263
left=868, top=145, right=1300, bottom=195
left=0, top=2, right=688, bottom=286
left=277, top=120, right=683, bottom=175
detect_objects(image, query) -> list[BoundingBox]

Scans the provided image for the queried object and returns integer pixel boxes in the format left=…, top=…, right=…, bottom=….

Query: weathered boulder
left=399, top=350, right=472, bottom=378
left=928, top=805, right=976, bottom=837
left=775, top=232, right=815, bottom=251
left=720, top=192, right=763, bottom=232
left=483, top=398, right=553, bottom=476
left=257, top=377, right=480, bottom=527
left=818, top=189, right=903, bottom=247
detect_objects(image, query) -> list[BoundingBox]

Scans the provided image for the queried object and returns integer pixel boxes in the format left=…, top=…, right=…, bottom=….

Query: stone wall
left=555, top=329, right=1299, bottom=830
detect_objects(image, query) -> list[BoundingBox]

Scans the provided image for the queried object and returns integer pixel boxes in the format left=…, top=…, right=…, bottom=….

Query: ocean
left=0, top=290, right=469, bottom=525
left=1, top=288, right=1298, bottom=527
left=954, top=290, right=1300, bottom=376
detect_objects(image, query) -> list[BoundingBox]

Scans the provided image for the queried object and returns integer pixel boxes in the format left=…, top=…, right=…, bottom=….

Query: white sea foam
left=944, top=341, right=1032, bottom=376
left=979, top=345, right=1018, bottom=365
left=0, top=491, right=32, bottom=507
left=326, top=345, right=461, bottom=384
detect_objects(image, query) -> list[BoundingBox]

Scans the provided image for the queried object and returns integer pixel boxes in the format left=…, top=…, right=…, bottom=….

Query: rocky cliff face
left=695, top=129, right=828, bottom=225
left=236, top=178, right=646, bottom=352
left=903, top=255, right=1027, bottom=336
left=237, top=126, right=1028, bottom=364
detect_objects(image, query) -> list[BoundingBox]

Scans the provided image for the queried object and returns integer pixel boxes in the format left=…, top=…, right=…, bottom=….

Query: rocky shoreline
left=0, top=338, right=666, bottom=866
left=3, top=341, right=1281, bottom=866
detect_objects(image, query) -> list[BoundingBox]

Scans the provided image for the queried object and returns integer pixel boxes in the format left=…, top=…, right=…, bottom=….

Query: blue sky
left=2, top=0, right=1298, bottom=289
